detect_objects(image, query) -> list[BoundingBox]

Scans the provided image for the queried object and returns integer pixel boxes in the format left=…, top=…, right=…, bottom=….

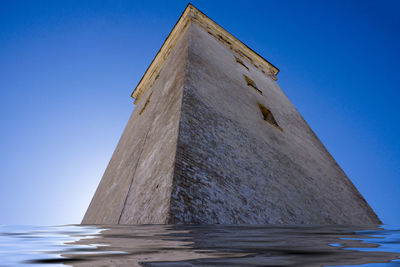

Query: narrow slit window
left=235, top=56, right=249, bottom=70
left=258, top=104, right=282, bottom=131
left=244, top=75, right=262, bottom=95
left=139, top=92, right=152, bottom=115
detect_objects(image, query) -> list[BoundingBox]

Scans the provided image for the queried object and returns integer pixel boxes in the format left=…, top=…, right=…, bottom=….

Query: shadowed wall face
left=168, top=24, right=380, bottom=224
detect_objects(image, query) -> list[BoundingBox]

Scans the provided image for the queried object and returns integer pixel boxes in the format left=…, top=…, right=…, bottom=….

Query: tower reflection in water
left=40, top=224, right=400, bottom=266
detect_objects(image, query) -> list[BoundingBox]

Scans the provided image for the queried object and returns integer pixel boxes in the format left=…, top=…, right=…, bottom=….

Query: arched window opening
left=139, top=92, right=152, bottom=115
left=235, top=56, right=249, bottom=70
left=258, top=104, right=282, bottom=131
left=244, top=75, right=262, bottom=95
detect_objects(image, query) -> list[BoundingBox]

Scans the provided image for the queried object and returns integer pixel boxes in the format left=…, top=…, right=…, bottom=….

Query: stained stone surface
left=82, top=19, right=380, bottom=225
left=168, top=24, right=380, bottom=224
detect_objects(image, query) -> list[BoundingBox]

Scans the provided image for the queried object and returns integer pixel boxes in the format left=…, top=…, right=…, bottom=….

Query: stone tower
left=82, top=4, right=380, bottom=225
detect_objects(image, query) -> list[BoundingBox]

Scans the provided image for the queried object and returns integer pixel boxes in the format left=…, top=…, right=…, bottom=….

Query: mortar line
left=117, top=130, right=150, bottom=224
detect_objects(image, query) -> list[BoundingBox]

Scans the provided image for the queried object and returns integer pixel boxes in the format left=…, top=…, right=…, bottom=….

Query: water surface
left=1, top=224, right=399, bottom=266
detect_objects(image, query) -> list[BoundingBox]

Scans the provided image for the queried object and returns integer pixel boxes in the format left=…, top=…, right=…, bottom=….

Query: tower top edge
left=131, top=4, right=280, bottom=102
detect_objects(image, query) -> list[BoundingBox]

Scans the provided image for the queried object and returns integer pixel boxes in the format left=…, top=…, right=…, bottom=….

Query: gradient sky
left=0, top=0, right=399, bottom=225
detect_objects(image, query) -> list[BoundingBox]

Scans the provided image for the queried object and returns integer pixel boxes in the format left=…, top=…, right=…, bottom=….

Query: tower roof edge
left=131, top=4, right=280, bottom=102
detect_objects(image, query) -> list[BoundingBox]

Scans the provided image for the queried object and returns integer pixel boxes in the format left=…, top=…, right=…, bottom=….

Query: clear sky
left=0, top=0, right=399, bottom=225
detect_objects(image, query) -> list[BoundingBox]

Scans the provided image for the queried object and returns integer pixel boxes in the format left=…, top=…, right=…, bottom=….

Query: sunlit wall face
left=0, top=0, right=399, bottom=225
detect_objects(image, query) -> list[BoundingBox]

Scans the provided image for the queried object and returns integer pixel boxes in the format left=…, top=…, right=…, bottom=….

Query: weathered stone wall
left=168, top=24, right=380, bottom=224
left=82, top=25, right=190, bottom=224
left=83, top=21, right=380, bottom=225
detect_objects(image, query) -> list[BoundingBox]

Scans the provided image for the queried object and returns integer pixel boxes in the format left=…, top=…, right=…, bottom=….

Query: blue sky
left=0, top=0, right=399, bottom=225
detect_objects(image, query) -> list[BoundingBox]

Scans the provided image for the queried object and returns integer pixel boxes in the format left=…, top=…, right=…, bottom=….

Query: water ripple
left=0, top=224, right=399, bottom=266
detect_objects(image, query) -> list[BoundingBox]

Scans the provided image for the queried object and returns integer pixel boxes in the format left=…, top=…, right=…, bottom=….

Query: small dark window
left=235, top=56, right=249, bottom=70
left=258, top=104, right=282, bottom=131
left=139, top=92, right=152, bottom=115
left=244, top=75, right=262, bottom=95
